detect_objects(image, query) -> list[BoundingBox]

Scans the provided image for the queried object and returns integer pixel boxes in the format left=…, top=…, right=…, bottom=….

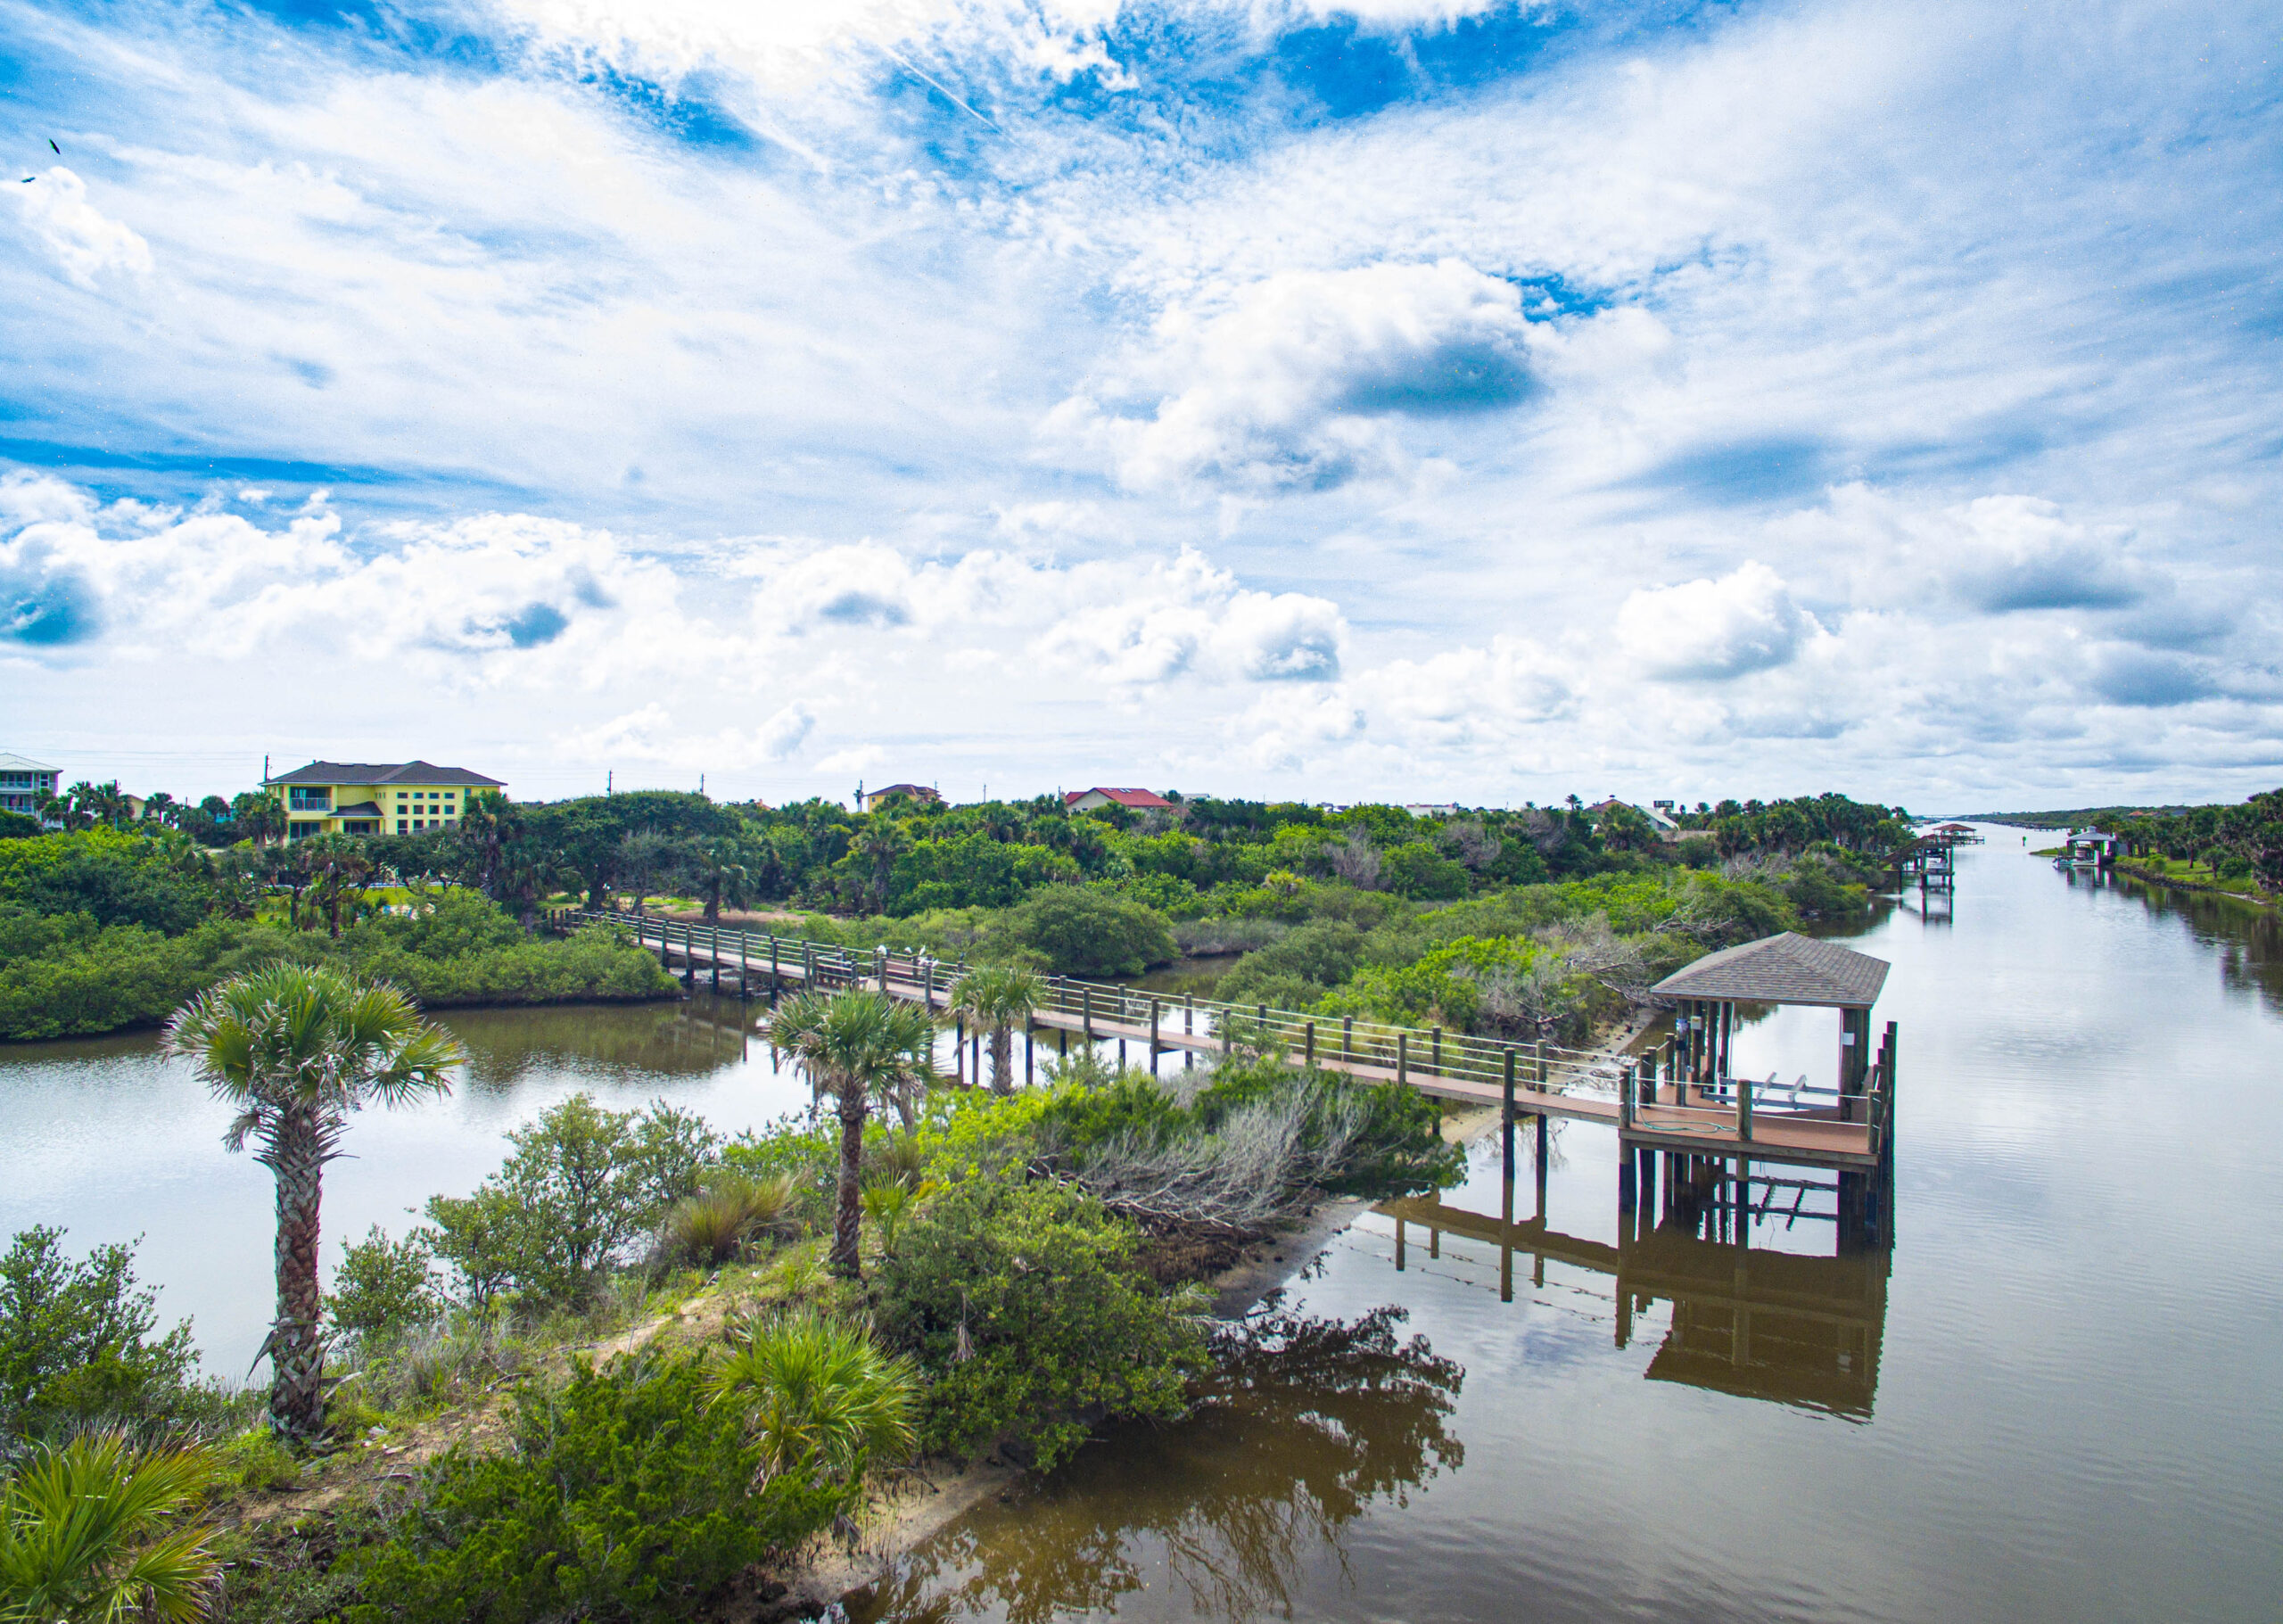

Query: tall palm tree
left=161, top=966, right=464, bottom=1444
left=0, top=1431, right=220, bottom=1623
left=947, top=963, right=1041, bottom=1096
left=766, top=990, right=935, bottom=1276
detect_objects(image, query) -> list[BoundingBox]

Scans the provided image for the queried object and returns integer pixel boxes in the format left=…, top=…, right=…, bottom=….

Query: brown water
left=844, top=837, right=2283, bottom=1623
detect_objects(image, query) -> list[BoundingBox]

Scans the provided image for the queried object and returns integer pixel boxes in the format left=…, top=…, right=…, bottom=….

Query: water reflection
left=1379, top=1164, right=1889, bottom=1421
left=847, top=1307, right=1463, bottom=1624
left=2108, top=874, right=2283, bottom=1015
left=441, top=994, right=762, bottom=1090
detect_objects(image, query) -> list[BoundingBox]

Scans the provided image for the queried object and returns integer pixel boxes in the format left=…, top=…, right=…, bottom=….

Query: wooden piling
left=1501, top=1046, right=1516, bottom=1172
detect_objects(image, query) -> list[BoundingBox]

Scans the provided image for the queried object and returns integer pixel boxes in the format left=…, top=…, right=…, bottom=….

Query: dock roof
left=1652, top=931, right=1890, bottom=1009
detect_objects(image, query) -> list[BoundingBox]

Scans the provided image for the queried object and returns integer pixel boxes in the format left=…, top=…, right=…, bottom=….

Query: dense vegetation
left=2089, top=787, right=2283, bottom=896
left=0, top=834, right=676, bottom=1040
left=2, top=781, right=1916, bottom=1041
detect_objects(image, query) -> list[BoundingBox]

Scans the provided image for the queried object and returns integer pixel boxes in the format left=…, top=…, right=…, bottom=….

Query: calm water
left=0, top=995, right=820, bottom=1370
left=5, top=835, right=2281, bottom=1620
left=845, top=834, right=2283, bottom=1624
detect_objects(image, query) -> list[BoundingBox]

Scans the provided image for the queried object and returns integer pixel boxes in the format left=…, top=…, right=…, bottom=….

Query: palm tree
left=302, top=838, right=372, bottom=938
left=230, top=790, right=284, bottom=848
left=456, top=789, right=517, bottom=900
left=766, top=990, right=935, bottom=1276
left=705, top=1306, right=917, bottom=1483
left=850, top=823, right=907, bottom=915
left=161, top=966, right=464, bottom=1444
left=0, top=1431, right=221, bottom=1623
left=947, top=963, right=1041, bottom=1096
left=690, top=837, right=754, bottom=923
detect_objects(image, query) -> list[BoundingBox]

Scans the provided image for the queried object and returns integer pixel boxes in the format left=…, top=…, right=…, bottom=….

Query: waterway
left=4, top=832, right=2280, bottom=1620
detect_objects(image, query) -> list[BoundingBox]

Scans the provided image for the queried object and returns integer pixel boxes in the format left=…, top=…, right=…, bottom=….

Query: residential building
left=264, top=761, right=507, bottom=838
left=1589, top=796, right=1681, bottom=835
left=1403, top=803, right=1461, bottom=819
left=1065, top=787, right=1174, bottom=812
left=861, top=782, right=943, bottom=812
left=0, top=753, right=59, bottom=820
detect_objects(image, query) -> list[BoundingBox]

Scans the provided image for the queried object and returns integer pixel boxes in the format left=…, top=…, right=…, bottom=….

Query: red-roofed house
left=1065, top=787, right=1175, bottom=812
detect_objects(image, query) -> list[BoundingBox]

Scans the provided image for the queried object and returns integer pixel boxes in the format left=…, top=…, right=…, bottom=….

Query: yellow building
left=264, top=760, right=507, bottom=839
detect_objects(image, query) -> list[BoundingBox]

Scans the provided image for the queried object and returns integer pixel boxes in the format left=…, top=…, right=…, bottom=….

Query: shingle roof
left=265, top=760, right=504, bottom=788
left=1652, top=931, right=1890, bottom=1009
left=1067, top=787, right=1174, bottom=809
left=0, top=753, right=57, bottom=772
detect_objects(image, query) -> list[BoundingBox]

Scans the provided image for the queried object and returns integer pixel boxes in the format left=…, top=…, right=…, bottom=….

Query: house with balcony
left=0, top=753, right=60, bottom=821
left=861, top=782, right=944, bottom=812
left=265, top=761, right=507, bottom=838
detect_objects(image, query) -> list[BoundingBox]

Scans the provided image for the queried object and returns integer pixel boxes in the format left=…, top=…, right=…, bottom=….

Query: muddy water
left=846, top=836, right=2283, bottom=1623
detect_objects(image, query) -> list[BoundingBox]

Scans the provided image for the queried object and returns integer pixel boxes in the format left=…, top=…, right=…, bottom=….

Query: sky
left=0, top=0, right=2277, bottom=812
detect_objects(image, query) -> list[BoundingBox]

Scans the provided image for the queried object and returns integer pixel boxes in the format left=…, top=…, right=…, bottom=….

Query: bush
left=661, top=1174, right=796, bottom=1267
left=0, top=1227, right=204, bottom=1438
left=870, top=1177, right=1204, bottom=1471
left=424, top=1096, right=721, bottom=1306
left=0, top=892, right=677, bottom=1041
left=0, top=831, right=210, bottom=932
left=328, top=1228, right=441, bottom=1343
left=346, top=1356, right=845, bottom=1624
left=1214, top=919, right=1364, bottom=1006
left=995, top=886, right=1176, bottom=977
left=1380, top=843, right=1470, bottom=901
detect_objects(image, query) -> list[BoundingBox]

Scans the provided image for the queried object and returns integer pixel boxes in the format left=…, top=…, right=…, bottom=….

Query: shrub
left=1380, top=843, right=1470, bottom=901
left=0, top=831, right=210, bottom=933
left=705, top=1306, right=918, bottom=1480
left=346, top=1356, right=845, bottom=1624
left=1214, top=919, right=1364, bottom=1006
left=870, top=1177, right=1205, bottom=1471
left=0, top=1227, right=202, bottom=1438
left=0, top=1430, right=223, bottom=1621
left=994, top=887, right=1176, bottom=977
left=424, top=1096, right=722, bottom=1307
left=328, top=1228, right=441, bottom=1343
left=662, top=1174, right=796, bottom=1267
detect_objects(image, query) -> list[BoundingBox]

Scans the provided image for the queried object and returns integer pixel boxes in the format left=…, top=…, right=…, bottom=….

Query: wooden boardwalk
left=570, top=911, right=1887, bottom=1173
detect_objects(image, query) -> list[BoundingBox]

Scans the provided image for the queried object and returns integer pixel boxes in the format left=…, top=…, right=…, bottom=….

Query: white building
left=0, top=753, right=59, bottom=820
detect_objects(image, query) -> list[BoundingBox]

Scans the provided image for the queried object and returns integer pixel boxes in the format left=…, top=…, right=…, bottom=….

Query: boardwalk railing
left=557, top=909, right=1892, bottom=1170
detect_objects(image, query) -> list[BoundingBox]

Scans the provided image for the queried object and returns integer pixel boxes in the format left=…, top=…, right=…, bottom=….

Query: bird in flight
left=48, top=139, right=59, bottom=153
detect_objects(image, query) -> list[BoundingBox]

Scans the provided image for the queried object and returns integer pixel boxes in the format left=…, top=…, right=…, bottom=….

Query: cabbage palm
left=161, top=966, right=464, bottom=1444
left=766, top=990, right=935, bottom=1276
left=947, top=963, right=1041, bottom=1096
left=705, top=1307, right=917, bottom=1481
left=0, top=1431, right=220, bottom=1623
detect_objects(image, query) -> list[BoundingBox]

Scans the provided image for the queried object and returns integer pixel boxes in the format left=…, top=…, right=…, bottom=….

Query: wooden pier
left=559, top=911, right=1900, bottom=1178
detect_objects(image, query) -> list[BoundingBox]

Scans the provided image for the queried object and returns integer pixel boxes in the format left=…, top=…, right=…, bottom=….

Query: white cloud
left=1048, top=259, right=1541, bottom=494
left=11, top=169, right=152, bottom=288
left=1031, top=548, right=1346, bottom=684
left=1616, top=562, right=1814, bottom=681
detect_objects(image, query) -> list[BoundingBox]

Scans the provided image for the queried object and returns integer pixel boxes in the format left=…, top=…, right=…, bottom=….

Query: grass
left=2114, top=855, right=2272, bottom=901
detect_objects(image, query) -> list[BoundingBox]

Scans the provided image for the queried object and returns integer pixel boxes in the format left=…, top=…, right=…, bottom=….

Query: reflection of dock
left=1379, top=1150, right=1890, bottom=1418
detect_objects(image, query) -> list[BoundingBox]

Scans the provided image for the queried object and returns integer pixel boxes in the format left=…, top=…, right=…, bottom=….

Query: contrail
left=871, top=43, right=1000, bottom=132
